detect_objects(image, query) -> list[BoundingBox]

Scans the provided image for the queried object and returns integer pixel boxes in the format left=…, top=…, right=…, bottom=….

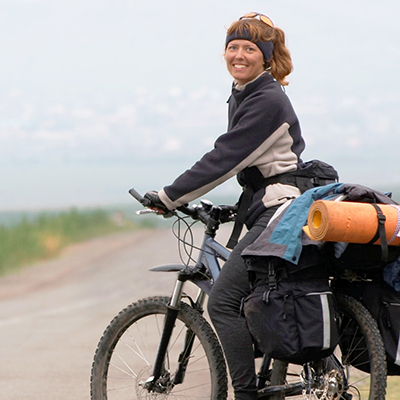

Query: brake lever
left=136, top=209, right=157, bottom=215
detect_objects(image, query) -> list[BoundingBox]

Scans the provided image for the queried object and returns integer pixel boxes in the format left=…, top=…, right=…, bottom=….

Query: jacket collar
left=229, top=72, right=275, bottom=105
left=233, top=71, right=268, bottom=91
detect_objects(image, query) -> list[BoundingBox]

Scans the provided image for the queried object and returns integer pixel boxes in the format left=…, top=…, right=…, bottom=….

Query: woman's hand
left=142, top=191, right=173, bottom=217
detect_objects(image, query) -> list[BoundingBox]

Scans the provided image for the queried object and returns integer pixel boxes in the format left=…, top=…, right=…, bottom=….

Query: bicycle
left=90, top=188, right=387, bottom=400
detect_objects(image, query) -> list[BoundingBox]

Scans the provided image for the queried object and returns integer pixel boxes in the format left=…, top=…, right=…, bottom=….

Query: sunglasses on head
left=239, top=12, right=274, bottom=28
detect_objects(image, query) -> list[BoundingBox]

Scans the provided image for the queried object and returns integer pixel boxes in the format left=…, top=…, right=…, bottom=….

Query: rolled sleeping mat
left=305, top=200, right=400, bottom=245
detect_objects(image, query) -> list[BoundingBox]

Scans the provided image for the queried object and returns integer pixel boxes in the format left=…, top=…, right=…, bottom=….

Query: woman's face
left=225, top=39, right=265, bottom=85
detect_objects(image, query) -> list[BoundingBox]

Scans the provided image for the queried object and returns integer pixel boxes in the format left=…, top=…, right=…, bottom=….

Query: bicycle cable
left=171, top=214, right=219, bottom=267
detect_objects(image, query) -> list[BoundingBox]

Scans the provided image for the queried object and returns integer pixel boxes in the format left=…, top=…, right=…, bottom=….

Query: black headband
left=225, top=31, right=274, bottom=62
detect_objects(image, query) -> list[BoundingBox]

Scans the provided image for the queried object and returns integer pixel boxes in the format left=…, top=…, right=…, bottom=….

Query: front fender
left=149, top=264, right=185, bottom=272
left=149, top=264, right=212, bottom=294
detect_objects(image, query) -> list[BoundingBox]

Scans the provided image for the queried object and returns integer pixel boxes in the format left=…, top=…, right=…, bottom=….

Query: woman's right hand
left=142, top=191, right=173, bottom=217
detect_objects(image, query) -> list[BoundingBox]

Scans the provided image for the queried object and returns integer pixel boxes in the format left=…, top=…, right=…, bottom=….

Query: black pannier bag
left=243, top=257, right=339, bottom=365
left=338, top=275, right=400, bottom=375
left=360, top=279, right=400, bottom=375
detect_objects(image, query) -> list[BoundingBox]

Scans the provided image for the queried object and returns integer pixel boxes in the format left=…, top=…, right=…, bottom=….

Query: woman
left=143, top=13, right=305, bottom=400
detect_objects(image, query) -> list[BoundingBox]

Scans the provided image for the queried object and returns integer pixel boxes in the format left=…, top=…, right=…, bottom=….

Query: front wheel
left=91, top=296, right=228, bottom=400
left=269, top=293, right=387, bottom=400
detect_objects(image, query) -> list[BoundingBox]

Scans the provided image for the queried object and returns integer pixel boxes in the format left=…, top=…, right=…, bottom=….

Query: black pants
left=208, top=206, right=279, bottom=400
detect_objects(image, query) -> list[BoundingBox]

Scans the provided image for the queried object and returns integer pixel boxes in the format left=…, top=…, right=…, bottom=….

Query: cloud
left=1, top=0, right=400, bottom=209
left=162, top=137, right=182, bottom=153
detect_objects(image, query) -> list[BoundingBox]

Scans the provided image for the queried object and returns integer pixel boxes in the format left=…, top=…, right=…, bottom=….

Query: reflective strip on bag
left=386, top=303, right=400, bottom=366
left=395, top=338, right=400, bottom=366
left=320, top=294, right=331, bottom=350
left=305, top=291, right=333, bottom=350
left=394, top=302, right=400, bottom=366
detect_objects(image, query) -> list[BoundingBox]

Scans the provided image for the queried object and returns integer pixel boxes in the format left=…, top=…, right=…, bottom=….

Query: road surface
left=0, top=226, right=231, bottom=400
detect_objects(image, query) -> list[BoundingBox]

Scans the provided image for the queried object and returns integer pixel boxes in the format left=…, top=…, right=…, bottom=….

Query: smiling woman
left=139, top=12, right=307, bottom=400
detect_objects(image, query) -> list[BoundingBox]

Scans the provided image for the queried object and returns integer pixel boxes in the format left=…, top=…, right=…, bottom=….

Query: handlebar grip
left=128, top=188, right=151, bottom=206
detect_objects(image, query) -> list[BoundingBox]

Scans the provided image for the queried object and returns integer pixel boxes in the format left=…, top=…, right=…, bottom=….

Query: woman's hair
left=226, top=19, right=293, bottom=86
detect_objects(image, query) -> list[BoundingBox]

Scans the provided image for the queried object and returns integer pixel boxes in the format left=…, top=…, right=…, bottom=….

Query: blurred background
left=2, top=3, right=400, bottom=397
left=1, top=0, right=400, bottom=212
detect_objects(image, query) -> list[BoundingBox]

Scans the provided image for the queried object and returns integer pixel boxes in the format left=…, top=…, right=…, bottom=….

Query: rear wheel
left=268, top=293, right=386, bottom=399
left=91, top=296, right=228, bottom=400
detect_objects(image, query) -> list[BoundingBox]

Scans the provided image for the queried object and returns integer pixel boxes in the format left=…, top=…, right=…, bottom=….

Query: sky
left=1, top=0, right=400, bottom=210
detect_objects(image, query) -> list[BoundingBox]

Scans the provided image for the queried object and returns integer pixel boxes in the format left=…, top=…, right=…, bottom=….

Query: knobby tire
left=90, top=296, right=228, bottom=400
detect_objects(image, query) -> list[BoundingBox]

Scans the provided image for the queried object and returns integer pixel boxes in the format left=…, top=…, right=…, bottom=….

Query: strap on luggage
left=226, top=185, right=254, bottom=249
left=368, top=203, right=388, bottom=262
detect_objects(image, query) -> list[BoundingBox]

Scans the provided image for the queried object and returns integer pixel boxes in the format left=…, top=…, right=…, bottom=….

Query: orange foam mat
left=305, top=200, right=400, bottom=245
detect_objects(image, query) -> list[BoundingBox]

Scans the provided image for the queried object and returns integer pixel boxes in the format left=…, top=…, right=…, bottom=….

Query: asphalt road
left=0, top=225, right=230, bottom=400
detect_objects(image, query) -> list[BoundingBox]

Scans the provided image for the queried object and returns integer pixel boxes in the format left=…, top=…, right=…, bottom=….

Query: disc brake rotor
left=136, top=366, right=174, bottom=400
left=302, top=369, right=345, bottom=400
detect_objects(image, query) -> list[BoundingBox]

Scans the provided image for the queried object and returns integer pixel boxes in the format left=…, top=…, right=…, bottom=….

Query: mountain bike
left=90, top=188, right=387, bottom=400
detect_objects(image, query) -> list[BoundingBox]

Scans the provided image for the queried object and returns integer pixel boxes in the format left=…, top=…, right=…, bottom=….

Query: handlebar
left=128, top=188, right=237, bottom=226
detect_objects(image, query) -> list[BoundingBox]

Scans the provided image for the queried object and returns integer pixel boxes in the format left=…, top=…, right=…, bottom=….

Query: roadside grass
left=0, top=207, right=146, bottom=276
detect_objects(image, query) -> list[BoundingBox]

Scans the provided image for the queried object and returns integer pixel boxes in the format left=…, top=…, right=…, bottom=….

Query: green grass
left=0, top=207, right=142, bottom=275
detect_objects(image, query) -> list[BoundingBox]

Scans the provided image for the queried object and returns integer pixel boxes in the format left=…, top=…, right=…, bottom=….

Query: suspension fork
left=173, top=288, right=207, bottom=384
left=149, top=276, right=185, bottom=386
left=149, top=272, right=208, bottom=387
